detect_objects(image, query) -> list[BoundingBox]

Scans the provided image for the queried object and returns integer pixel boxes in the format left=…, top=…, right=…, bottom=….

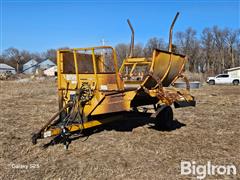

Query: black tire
left=209, top=80, right=215, bottom=85
left=233, top=80, right=239, bottom=85
left=155, top=106, right=173, bottom=130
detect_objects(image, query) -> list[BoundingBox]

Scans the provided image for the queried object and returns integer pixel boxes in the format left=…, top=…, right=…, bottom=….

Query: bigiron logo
left=180, top=161, right=237, bottom=179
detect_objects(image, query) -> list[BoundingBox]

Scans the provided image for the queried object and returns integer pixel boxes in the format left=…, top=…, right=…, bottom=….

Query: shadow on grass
left=43, top=111, right=186, bottom=149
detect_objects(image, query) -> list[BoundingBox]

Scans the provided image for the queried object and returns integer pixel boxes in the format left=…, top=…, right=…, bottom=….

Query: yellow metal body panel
left=119, top=49, right=186, bottom=90
left=57, top=46, right=125, bottom=113
left=91, top=91, right=136, bottom=115
left=47, top=118, right=117, bottom=137
left=150, top=49, right=186, bottom=87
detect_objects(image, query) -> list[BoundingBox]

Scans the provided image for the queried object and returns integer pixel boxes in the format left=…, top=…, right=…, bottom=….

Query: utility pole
left=100, top=38, right=109, bottom=71
left=100, top=38, right=108, bottom=55
left=100, top=38, right=108, bottom=46
left=16, top=56, right=20, bottom=74
left=16, top=56, right=24, bottom=73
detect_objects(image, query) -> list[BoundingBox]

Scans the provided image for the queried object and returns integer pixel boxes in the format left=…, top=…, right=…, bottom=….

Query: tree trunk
left=231, top=47, right=235, bottom=67
left=220, top=50, right=225, bottom=72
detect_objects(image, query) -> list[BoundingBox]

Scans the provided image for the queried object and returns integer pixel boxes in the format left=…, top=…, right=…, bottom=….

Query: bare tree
left=115, top=43, right=129, bottom=66
left=2, top=47, right=20, bottom=70
left=201, top=28, right=215, bottom=72
left=237, top=39, right=240, bottom=66
left=0, top=55, right=5, bottom=63
left=20, top=50, right=31, bottom=62
left=225, top=28, right=240, bottom=68
left=143, top=37, right=165, bottom=57
left=3, top=47, right=19, bottom=61
left=42, top=49, right=57, bottom=62
left=29, top=52, right=43, bottom=61
left=175, top=28, right=200, bottom=72
left=134, top=43, right=144, bottom=57
left=212, top=26, right=228, bottom=72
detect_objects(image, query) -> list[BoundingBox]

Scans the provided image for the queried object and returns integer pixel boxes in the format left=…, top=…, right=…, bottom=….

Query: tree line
left=115, top=26, right=240, bottom=74
left=1, top=26, right=239, bottom=74
left=0, top=47, right=69, bottom=72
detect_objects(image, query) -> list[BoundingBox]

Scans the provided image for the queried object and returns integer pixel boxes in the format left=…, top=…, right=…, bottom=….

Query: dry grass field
left=0, top=79, right=239, bottom=180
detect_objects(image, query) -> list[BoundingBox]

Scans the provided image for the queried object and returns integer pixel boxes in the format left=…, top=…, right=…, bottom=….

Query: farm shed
left=38, top=59, right=56, bottom=70
left=22, top=59, right=38, bottom=74
left=224, top=66, right=240, bottom=78
left=23, top=59, right=56, bottom=74
left=0, top=63, right=16, bottom=74
left=43, top=65, right=57, bottom=76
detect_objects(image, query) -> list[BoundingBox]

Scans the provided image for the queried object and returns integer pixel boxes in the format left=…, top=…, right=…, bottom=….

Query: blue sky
left=1, top=0, right=239, bottom=53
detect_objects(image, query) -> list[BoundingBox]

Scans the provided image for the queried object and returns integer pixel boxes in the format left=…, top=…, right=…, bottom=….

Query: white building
left=38, top=59, right=56, bottom=70
left=224, top=67, right=240, bottom=78
left=0, top=63, right=16, bottom=74
left=22, top=59, right=38, bottom=74
left=23, top=59, right=56, bottom=74
left=43, top=65, right=57, bottom=76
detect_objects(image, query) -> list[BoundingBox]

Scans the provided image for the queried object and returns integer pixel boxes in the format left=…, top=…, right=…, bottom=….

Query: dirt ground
left=0, top=79, right=239, bottom=180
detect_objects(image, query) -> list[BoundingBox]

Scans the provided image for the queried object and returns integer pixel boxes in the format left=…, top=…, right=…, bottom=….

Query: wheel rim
left=209, top=80, right=214, bottom=85
left=233, top=81, right=239, bottom=85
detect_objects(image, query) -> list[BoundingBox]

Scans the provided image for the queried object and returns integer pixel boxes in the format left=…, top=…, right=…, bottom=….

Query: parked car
left=207, top=74, right=240, bottom=85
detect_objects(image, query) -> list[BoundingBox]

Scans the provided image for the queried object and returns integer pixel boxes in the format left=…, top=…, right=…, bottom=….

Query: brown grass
left=0, top=79, right=239, bottom=179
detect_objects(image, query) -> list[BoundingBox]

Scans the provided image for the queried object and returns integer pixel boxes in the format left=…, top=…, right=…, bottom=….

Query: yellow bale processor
left=32, top=12, right=195, bottom=148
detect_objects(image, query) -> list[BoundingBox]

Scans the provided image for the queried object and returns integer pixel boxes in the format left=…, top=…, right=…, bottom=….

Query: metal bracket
left=150, top=105, right=167, bottom=118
